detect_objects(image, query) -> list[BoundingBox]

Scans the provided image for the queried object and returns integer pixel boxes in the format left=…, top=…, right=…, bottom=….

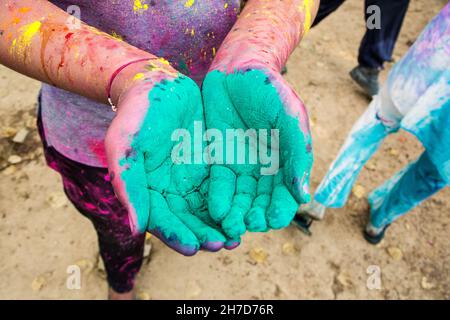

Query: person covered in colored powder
left=0, top=0, right=318, bottom=299
left=312, top=0, right=410, bottom=97
left=295, top=2, right=450, bottom=244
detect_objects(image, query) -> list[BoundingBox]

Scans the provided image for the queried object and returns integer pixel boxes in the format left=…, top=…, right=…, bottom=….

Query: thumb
left=105, top=120, right=150, bottom=235
left=273, top=75, right=313, bottom=204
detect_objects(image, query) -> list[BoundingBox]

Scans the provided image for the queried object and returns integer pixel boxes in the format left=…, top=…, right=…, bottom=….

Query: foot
left=292, top=213, right=313, bottom=236
left=108, top=287, right=135, bottom=300
left=349, top=65, right=380, bottom=97
left=363, top=223, right=390, bottom=245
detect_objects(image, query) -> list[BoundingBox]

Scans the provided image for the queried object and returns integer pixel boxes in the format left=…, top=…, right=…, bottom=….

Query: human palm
left=202, top=67, right=313, bottom=239
left=106, top=71, right=233, bottom=255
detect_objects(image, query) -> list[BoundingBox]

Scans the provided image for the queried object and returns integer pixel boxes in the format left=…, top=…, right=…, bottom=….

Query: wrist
left=109, top=57, right=178, bottom=108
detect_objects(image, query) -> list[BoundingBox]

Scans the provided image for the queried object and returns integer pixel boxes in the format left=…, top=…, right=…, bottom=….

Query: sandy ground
left=0, top=0, right=449, bottom=300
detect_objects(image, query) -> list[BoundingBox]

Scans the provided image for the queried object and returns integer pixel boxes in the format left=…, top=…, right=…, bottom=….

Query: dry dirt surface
left=0, top=0, right=449, bottom=300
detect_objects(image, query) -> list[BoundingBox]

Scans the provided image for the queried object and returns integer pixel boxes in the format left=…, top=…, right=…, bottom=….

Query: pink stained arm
left=211, top=0, right=320, bottom=73
left=0, top=0, right=174, bottom=106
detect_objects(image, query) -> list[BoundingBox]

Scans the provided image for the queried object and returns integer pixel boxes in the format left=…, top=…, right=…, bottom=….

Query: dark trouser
left=313, top=0, right=410, bottom=69
left=37, top=110, right=145, bottom=294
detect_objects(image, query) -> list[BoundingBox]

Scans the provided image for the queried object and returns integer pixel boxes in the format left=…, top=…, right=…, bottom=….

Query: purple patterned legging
left=37, top=111, right=145, bottom=293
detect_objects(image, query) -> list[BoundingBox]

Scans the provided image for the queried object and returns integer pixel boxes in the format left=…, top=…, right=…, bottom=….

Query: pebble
left=249, top=247, right=268, bottom=264
left=136, top=291, right=151, bottom=300
left=76, top=259, right=93, bottom=272
left=2, top=127, right=17, bottom=138
left=96, top=255, right=107, bottom=279
left=337, top=272, right=353, bottom=288
left=387, top=247, right=403, bottom=261
left=352, top=184, right=366, bottom=199
left=46, top=192, right=68, bottom=209
left=282, top=242, right=296, bottom=255
left=421, top=277, right=435, bottom=290
left=8, top=155, right=22, bottom=164
left=388, top=148, right=400, bottom=156
left=365, top=160, right=377, bottom=171
left=12, top=128, right=29, bottom=144
left=144, top=237, right=152, bottom=259
left=31, top=276, right=46, bottom=291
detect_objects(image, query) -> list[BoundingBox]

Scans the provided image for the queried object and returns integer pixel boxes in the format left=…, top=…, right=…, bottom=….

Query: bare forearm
left=0, top=0, right=157, bottom=104
left=212, top=0, right=320, bottom=72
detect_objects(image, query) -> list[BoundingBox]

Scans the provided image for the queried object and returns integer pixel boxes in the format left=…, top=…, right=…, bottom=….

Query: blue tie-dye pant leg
left=311, top=3, right=449, bottom=230
left=314, top=86, right=401, bottom=208
left=369, top=151, right=446, bottom=229
left=313, top=85, right=448, bottom=230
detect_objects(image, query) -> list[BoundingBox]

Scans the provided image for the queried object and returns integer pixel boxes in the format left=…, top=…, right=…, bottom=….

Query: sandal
left=363, top=224, right=390, bottom=245
left=292, top=213, right=313, bottom=236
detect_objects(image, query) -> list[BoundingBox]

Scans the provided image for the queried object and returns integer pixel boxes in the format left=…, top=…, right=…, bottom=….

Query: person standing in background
left=295, top=2, right=450, bottom=244
left=313, top=0, right=410, bottom=97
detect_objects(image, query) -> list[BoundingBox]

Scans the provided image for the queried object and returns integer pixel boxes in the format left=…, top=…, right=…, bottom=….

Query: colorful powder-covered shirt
left=387, top=2, right=450, bottom=183
left=41, top=0, right=241, bottom=167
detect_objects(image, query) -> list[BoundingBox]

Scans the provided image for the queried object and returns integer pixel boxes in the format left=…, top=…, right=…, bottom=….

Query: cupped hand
left=105, top=62, right=236, bottom=255
left=202, top=66, right=313, bottom=239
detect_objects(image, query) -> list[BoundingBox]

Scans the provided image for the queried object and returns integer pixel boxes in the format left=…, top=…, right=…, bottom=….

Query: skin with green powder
left=203, top=68, right=313, bottom=238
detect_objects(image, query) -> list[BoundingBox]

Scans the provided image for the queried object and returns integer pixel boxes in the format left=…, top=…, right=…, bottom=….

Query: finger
left=208, top=165, right=236, bottom=222
left=147, top=190, right=199, bottom=256
left=224, top=237, right=241, bottom=250
left=222, top=175, right=257, bottom=238
left=185, top=190, right=207, bottom=213
left=185, top=192, right=237, bottom=252
left=167, top=194, right=226, bottom=252
left=245, top=195, right=270, bottom=232
left=185, top=191, right=228, bottom=231
left=185, top=186, right=242, bottom=251
left=195, top=216, right=236, bottom=252
left=203, top=71, right=241, bottom=224
left=266, top=173, right=299, bottom=229
left=245, top=175, right=272, bottom=232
